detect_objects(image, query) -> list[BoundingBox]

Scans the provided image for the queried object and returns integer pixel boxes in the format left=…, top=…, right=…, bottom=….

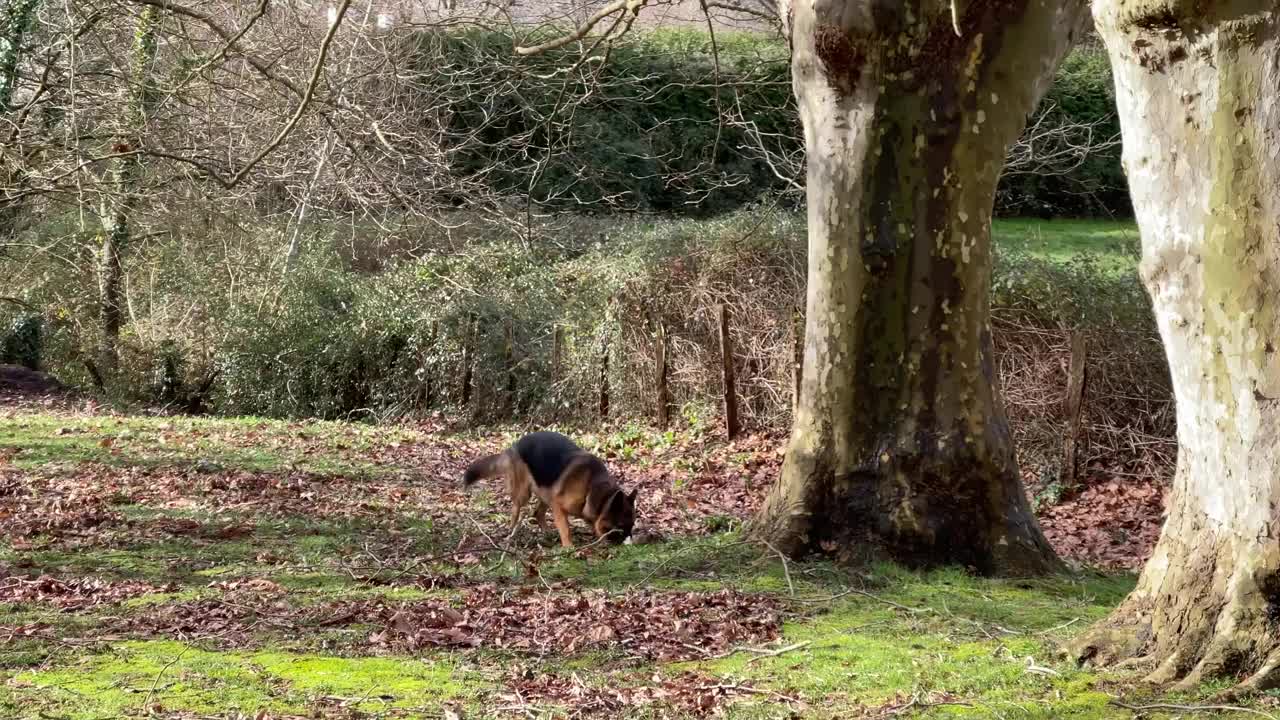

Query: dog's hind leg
left=507, top=472, right=531, bottom=539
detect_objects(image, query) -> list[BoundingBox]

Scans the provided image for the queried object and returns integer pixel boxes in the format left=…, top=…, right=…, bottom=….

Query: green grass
left=0, top=411, right=420, bottom=476
left=692, top=565, right=1137, bottom=717
left=0, top=406, right=1268, bottom=720
left=11, top=640, right=471, bottom=719
left=993, top=218, right=1139, bottom=270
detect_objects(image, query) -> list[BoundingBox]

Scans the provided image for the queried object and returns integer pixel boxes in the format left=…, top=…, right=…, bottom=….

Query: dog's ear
left=627, top=488, right=638, bottom=504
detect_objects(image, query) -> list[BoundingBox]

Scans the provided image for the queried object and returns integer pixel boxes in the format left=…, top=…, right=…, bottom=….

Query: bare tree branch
left=223, top=0, right=352, bottom=187
left=514, top=0, right=649, bottom=56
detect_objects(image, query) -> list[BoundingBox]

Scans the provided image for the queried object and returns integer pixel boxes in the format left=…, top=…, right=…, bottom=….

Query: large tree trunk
left=96, top=5, right=160, bottom=377
left=1068, top=5, right=1280, bottom=692
left=750, top=0, right=1086, bottom=575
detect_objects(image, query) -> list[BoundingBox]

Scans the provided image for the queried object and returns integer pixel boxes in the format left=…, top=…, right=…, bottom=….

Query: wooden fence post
left=655, top=320, right=671, bottom=429
left=460, top=314, right=475, bottom=407
left=598, top=334, right=610, bottom=420
left=719, top=304, right=740, bottom=439
left=503, top=318, right=517, bottom=415
left=551, top=324, right=563, bottom=385
left=1063, top=331, right=1088, bottom=487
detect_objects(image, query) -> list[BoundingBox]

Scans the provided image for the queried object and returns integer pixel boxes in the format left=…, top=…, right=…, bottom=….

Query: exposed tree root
left=1068, top=507, right=1280, bottom=694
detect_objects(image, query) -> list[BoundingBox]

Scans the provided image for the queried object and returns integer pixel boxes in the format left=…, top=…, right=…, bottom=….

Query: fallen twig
left=849, top=589, right=933, bottom=615
left=788, top=588, right=859, bottom=604
left=710, top=682, right=804, bottom=705
left=874, top=692, right=974, bottom=718
left=626, top=539, right=751, bottom=591
left=1036, top=616, right=1082, bottom=635
left=745, top=640, right=811, bottom=665
left=142, top=642, right=193, bottom=709
left=1024, top=656, right=1060, bottom=676
left=757, top=539, right=794, bottom=596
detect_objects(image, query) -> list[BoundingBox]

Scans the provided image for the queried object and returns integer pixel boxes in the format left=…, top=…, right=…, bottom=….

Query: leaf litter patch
left=1037, top=478, right=1165, bottom=571
left=86, top=577, right=783, bottom=663
left=369, top=583, right=782, bottom=661
left=498, top=668, right=803, bottom=719
left=0, top=566, right=172, bottom=610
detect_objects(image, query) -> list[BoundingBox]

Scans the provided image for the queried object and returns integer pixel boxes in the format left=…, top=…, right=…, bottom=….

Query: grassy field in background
left=993, top=218, right=1140, bottom=271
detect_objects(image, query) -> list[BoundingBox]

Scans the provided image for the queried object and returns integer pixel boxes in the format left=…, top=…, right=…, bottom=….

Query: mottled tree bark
left=750, top=0, right=1086, bottom=575
left=1068, top=3, right=1280, bottom=692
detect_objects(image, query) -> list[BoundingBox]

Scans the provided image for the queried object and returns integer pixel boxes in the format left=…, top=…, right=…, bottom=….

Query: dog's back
left=462, top=430, right=592, bottom=487
left=512, top=431, right=600, bottom=488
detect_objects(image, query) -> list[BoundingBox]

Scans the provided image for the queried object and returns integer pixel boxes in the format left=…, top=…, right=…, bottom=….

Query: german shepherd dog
left=463, top=431, right=637, bottom=547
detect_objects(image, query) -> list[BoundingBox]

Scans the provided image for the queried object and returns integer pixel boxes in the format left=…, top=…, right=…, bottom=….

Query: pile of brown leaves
left=369, top=585, right=782, bottom=661
left=0, top=569, right=171, bottom=610
left=0, top=469, right=122, bottom=546
left=1037, top=479, right=1166, bottom=571
left=84, top=576, right=782, bottom=662
left=107, top=577, right=296, bottom=644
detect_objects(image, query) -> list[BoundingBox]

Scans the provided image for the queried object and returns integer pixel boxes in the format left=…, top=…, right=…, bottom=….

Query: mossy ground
left=1, top=407, right=1272, bottom=719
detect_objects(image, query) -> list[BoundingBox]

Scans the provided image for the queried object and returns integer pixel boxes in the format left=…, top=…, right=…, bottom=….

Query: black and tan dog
left=463, top=431, right=637, bottom=547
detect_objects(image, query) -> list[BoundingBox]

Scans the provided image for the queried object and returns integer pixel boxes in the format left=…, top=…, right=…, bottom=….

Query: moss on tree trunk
left=1068, top=2, right=1280, bottom=692
left=750, top=0, right=1086, bottom=575
left=97, top=5, right=161, bottom=377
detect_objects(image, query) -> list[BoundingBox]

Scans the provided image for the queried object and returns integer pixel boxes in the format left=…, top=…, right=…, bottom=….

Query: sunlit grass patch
left=0, top=412, right=426, bottom=477
left=8, top=640, right=475, bottom=719
left=993, top=218, right=1139, bottom=272
left=690, top=566, right=1138, bottom=718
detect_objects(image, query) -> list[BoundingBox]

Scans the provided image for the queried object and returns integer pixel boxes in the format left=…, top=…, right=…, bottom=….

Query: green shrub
left=995, top=48, right=1129, bottom=217
left=1, top=313, right=42, bottom=370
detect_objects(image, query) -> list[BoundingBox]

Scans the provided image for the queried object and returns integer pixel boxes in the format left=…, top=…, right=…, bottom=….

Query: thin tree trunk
left=791, top=305, right=803, bottom=415
left=423, top=320, right=439, bottom=408
left=551, top=323, right=563, bottom=385
left=0, top=0, right=39, bottom=111
left=751, top=0, right=1086, bottom=574
left=504, top=318, right=517, bottom=415
left=1069, top=4, right=1280, bottom=692
left=97, top=5, right=161, bottom=378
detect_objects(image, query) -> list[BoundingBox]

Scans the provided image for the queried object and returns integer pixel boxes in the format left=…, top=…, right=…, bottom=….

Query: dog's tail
left=463, top=451, right=507, bottom=487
